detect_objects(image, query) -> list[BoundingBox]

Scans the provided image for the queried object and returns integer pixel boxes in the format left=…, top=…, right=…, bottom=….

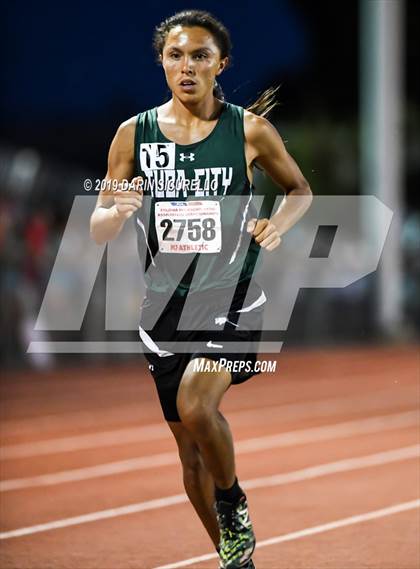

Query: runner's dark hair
left=153, top=9, right=279, bottom=117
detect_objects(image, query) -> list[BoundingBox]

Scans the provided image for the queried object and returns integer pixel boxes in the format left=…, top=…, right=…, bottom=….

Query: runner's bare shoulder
left=112, top=115, right=137, bottom=154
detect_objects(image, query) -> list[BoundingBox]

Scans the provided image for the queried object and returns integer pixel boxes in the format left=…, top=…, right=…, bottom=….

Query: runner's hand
left=113, top=177, right=143, bottom=220
left=247, top=218, right=281, bottom=251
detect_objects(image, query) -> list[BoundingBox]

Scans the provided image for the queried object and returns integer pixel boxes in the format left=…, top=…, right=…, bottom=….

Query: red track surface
left=0, top=345, right=419, bottom=568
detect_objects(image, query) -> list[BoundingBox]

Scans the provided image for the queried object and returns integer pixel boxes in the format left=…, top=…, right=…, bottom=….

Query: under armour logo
left=179, top=153, right=195, bottom=162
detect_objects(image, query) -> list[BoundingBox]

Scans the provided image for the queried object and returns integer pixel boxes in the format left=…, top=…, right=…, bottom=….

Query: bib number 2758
left=160, top=218, right=216, bottom=241
left=155, top=201, right=221, bottom=254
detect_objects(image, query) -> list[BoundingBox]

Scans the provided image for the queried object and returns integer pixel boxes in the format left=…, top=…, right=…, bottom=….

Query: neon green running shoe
left=215, top=495, right=256, bottom=569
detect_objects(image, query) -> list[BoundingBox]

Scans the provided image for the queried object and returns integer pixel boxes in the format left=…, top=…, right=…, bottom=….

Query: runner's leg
left=167, top=421, right=220, bottom=547
left=176, top=358, right=236, bottom=490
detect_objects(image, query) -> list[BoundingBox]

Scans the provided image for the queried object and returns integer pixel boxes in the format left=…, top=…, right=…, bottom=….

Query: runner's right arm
left=90, top=117, right=143, bottom=244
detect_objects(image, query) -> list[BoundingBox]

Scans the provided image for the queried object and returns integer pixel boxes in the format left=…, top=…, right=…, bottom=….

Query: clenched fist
left=247, top=218, right=281, bottom=251
left=113, top=176, right=143, bottom=220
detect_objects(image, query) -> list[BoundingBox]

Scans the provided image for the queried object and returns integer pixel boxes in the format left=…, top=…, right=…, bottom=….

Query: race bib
left=155, top=201, right=221, bottom=254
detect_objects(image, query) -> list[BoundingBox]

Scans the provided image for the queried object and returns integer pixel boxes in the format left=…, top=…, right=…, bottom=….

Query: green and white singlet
left=134, top=101, right=261, bottom=295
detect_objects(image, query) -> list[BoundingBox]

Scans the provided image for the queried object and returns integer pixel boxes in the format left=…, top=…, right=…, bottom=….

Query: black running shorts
left=139, top=279, right=265, bottom=422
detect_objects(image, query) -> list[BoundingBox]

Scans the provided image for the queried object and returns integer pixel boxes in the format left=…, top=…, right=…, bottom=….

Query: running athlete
left=90, top=10, right=312, bottom=569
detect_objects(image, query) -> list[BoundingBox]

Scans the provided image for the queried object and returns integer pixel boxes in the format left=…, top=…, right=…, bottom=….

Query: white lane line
left=0, top=452, right=180, bottom=491
left=1, top=411, right=418, bottom=492
left=153, top=499, right=420, bottom=569
left=234, top=410, right=418, bottom=453
left=1, top=387, right=417, bottom=459
left=0, top=423, right=170, bottom=459
left=0, top=444, right=418, bottom=540
left=242, top=444, right=419, bottom=491
left=0, top=493, right=186, bottom=541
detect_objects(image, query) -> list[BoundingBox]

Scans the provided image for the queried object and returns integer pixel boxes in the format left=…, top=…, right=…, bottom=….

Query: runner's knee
left=178, top=395, right=215, bottom=435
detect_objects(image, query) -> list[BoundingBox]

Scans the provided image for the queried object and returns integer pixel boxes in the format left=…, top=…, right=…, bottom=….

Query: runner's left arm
left=244, top=111, right=312, bottom=251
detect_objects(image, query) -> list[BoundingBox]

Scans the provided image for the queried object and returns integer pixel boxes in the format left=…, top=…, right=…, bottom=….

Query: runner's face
left=161, top=26, right=228, bottom=102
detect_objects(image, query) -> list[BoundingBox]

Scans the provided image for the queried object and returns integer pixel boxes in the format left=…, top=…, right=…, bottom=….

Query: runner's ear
left=217, top=57, right=229, bottom=75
